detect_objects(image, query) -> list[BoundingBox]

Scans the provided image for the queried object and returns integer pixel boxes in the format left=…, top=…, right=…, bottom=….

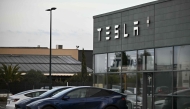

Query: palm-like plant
left=0, top=63, right=22, bottom=87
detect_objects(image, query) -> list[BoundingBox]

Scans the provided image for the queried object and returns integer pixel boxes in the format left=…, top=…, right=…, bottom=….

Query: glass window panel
left=173, top=97, right=190, bottom=109
left=137, top=73, right=143, bottom=96
left=146, top=49, right=154, bottom=70
left=155, top=47, right=173, bottom=70
left=122, top=51, right=137, bottom=71
left=122, top=73, right=137, bottom=95
left=154, top=96, right=172, bottom=109
left=108, top=52, right=121, bottom=72
left=107, top=73, right=121, bottom=93
left=174, top=71, right=190, bottom=94
left=137, top=73, right=143, bottom=109
left=94, top=74, right=106, bottom=88
left=154, top=72, right=172, bottom=95
left=95, top=54, right=107, bottom=73
left=138, top=49, right=154, bottom=70
left=174, top=45, right=190, bottom=70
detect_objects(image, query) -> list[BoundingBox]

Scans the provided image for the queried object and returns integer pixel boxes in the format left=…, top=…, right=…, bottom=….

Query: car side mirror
left=62, top=96, right=70, bottom=100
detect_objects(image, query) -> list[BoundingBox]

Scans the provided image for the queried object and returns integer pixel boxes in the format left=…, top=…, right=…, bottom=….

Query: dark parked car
left=15, top=86, right=72, bottom=109
left=26, top=86, right=128, bottom=109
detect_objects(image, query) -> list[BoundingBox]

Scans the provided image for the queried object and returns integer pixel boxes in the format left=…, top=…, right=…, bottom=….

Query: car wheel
left=105, top=106, right=117, bottom=109
left=43, top=106, right=54, bottom=109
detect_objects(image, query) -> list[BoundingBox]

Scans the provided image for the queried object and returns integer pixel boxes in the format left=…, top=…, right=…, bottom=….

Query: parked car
left=6, top=89, right=48, bottom=109
left=15, top=86, right=73, bottom=109
left=126, top=95, right=142, bottom=109
left=26, top=86, right=128, bottom=109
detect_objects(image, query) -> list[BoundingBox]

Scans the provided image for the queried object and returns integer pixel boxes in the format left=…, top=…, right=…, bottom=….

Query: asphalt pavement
left=0, top=102, right=6, bottom=109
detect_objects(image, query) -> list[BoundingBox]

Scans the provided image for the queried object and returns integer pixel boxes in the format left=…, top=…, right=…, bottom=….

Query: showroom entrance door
left=143, top=72, right=154, bottom=109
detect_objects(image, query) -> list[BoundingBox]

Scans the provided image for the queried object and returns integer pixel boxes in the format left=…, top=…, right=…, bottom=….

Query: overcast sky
left=0, top=0, right=156, bottom=50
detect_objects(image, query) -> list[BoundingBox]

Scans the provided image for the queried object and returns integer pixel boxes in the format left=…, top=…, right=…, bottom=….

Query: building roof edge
left=93, top=0, right=171, bottom=18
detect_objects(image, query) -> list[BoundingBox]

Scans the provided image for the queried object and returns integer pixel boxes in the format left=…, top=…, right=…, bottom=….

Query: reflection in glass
left=138, top=50, right=145, bottom=70
left=155, top=47, right=173, bottom=70
left=174, top=72, right=190, bottom=93
left=94, top=74, right=106, bottom=88
left=174, top=45, right=190, bottom=70
left=108, top=52, right=121, bottom=72
left=138, top=49, right=154, bottom=70
left=154, top=96, right=172, bottom=109
left=173, top=97, right=190, bottom=109
left=154, top=72, right=172, bottom=95
left=122, top=51, right=137, bottom=71
left=95, top=54, right=107, bottom=73
left=107, top=73, right=121, bottom=93
left=137, top=73, right=143, bottom=109
left=122, top=73, right=137, bottom=95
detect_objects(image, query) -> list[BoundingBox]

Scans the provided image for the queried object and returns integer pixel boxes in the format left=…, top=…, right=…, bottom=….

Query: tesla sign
left=97, top=16, right=150, bottom=41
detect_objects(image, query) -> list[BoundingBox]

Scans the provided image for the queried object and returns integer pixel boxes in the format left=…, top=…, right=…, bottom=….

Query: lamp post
left=46, top=7, right=56, bottom=89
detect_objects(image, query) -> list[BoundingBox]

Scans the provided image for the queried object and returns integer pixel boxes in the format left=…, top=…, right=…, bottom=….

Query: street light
left=46, top=7, right=56, bottom=89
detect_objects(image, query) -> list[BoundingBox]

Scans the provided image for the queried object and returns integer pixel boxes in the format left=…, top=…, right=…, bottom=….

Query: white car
left=6, top=89, right=48, bottom=109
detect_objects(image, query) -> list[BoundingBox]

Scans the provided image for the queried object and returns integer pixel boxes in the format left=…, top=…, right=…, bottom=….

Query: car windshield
left=39, top=88, right=62, bottom=97
left=14, top=90, right=33, bottom=95
left=52, top=87, right=77, bottom=98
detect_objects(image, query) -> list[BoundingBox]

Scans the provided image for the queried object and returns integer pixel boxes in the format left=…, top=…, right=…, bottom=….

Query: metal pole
left=49, top=10, right=52, bottom=89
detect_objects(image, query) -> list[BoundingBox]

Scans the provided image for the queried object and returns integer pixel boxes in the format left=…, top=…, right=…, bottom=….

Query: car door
left=85, top=88, right=112, bottom=109
left=58, top=88, right=87, bottom=109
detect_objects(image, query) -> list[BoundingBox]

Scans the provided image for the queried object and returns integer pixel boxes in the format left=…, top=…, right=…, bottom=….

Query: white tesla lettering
left=133, top=21, right=139, bottom=36
left=124, top=23, right=129, bottom=38
left=97, top=28, right=102, bottom=41
left=115, top=25, right=119, bottom=39
left=97, top=16, right=150, bottom=41
left=106, top=26, right=111, bottom=40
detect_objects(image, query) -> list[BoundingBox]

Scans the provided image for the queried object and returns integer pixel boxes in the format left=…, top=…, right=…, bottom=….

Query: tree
left=81, top=48, right=88, bottom=82
left=0, top=63, right=22, bottom=92
left=23, top=69, right=48, bottom=85
left=65, top=49, right=92, bottom=85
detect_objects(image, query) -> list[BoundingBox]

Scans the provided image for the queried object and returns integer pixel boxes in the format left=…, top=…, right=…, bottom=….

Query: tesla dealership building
left=93, top=0, right=190, bottom=109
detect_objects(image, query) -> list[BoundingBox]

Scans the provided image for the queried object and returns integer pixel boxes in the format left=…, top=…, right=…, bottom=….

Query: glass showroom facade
left=93, top=45, right=190, bottom=109
left=93, top=0, right=190, bottom=108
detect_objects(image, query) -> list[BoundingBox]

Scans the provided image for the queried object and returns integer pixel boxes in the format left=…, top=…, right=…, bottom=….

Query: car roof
left=13, top=89, right=48, bottom=96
